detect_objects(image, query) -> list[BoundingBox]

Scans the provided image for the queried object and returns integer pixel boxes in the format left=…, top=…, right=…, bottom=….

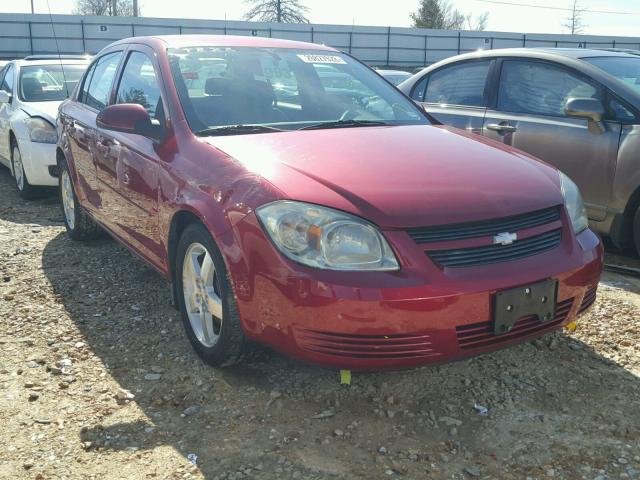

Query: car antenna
left=44, top=0, right=70, bottom=97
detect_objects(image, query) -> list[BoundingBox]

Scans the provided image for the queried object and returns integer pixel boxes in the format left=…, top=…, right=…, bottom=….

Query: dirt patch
left=0, top=168, right=638, bottom=479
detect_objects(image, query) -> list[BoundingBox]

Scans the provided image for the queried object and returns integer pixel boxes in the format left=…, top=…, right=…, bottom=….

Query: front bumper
left=16, top=139, right=57, bottom=187
left=225, top=213, right=603, bottom=370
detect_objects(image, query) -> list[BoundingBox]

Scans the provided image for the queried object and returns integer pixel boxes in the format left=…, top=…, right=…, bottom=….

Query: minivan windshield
left=168, top=47, right=428, bottom=134
left=19, top=64, right=87, bottom=102
left=583, top=56, right=640, bottom=94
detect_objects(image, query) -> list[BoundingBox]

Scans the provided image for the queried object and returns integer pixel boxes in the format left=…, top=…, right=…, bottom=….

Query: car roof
left=447, top=47, right=638, bottom=61
left=12, top=58, right=90, bottom=67
left=109, top=34, right=337, bottom=52
left=399, top=46, right=640, bottom=112
left=377, top=69, right=411, bottom=75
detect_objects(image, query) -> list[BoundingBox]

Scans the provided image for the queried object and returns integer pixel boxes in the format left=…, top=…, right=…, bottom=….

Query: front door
left=483, top=59, right=620, bottom=221
left=94, top=48, right=165, bottom=268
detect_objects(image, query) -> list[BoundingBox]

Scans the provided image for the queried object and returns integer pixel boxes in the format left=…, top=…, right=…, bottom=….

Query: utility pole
left=277, top=0, right=282, bottom=23
left=30, top=0, right=34, bottom=13
left=133, top=0, right=138, bottom=16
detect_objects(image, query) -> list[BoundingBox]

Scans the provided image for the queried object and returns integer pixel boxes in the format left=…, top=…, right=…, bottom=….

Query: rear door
left=408, top=60, right=493, bottom=134
left=483, top=59, right=621, bottom=221
left=61, top=50, right=124, bottom=214
left=93, top=46, right=165, bottom=267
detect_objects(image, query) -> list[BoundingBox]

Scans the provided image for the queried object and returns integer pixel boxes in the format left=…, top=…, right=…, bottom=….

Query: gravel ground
left=0, top=166, right=639, bottom=480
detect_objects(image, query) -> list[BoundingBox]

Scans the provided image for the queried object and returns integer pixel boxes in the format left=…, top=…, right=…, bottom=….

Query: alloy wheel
left=61, top=169, right=76, bottom=230
left=182, top=242, right=224, bottom=347
left=13, top=147, right=24, bottom=191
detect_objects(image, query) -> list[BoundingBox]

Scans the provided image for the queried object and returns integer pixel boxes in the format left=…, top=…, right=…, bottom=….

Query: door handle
left=486, top=123, right=517, bottom=133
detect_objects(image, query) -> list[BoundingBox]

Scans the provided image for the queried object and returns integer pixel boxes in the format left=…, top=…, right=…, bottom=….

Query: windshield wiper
left=299, top=119, right=390, bottom=131
left=195, top=124, right=284, bottom=136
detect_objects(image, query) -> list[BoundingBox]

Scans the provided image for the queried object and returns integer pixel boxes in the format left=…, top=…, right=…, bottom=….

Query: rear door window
left=424, top=61, right=491, bottom=107
left=82, top=51, right=123, bottom=111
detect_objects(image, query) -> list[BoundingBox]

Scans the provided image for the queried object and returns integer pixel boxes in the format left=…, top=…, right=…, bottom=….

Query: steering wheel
left=339, top=109, right=358, bottom=121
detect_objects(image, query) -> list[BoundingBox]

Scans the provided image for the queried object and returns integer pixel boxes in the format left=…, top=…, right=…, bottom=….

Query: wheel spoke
left=200, top=311, right=217, bottom=344
left=204, top=287, right=223, bottom=319
left=200, top=251, right=215, bottom=282
left=186, top=250, right=201, bottom=290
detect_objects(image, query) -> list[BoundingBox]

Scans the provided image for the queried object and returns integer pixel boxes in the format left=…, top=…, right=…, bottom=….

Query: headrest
left=205, top=77, right=233, bottom=96
left=22, top=77, right=43, bottom=97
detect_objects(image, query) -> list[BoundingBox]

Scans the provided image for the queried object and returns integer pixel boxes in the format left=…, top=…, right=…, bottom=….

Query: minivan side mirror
left=564, top=97, right=606, bottom=134
left=0, top=90, right=12, bottom=103
left=96, top=103, right=163, bottom=141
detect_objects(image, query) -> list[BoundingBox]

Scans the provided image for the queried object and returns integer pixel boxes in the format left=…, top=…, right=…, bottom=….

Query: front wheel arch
left=167, top=210, right=208, bottom=307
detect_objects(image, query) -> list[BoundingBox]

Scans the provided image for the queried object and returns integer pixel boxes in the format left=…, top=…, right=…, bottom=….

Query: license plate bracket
left=494, top=279, right=558, bottom=335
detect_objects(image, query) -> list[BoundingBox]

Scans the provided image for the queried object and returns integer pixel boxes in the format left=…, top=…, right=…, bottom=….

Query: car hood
left=203, top=125, right=563, bottom=228
left=20, top=101, right=61, bottom=124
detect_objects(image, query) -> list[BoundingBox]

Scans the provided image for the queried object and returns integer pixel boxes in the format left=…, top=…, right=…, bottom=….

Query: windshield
left=583, top=56, right=640, bottom=94
left=19, top=64, right=87, bottom=102
left=168, top=47, right=427, bottom=133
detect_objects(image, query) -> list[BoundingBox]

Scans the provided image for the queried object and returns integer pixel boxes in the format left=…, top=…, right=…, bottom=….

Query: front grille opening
left=577, top=285, right=597, bottom=315
left=407, top=206, right=561, bottom=243
left=456, top=297, right=574, bottom=350
left=294, top=328, right=441, bottom=360
left=428, top=229, right=562, bottom=268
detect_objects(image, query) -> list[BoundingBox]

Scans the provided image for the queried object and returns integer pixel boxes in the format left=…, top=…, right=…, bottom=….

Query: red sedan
left=56, top=35, right=603, bottom=370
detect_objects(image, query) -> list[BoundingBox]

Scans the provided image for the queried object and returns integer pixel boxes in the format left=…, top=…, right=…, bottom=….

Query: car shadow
left=40, top=229, right=640, bottom=478
left=0, top=166, right=60, bottom=226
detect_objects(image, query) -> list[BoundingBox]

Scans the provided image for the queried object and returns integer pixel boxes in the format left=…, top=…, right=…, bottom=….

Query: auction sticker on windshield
left=297, top=54, right=347, bottom=64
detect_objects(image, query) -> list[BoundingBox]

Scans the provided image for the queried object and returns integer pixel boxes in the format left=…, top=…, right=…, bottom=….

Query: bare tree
left=466, top=12, right=488, bottom=31
left=73, top=0, right=137, bottom=16
left=411, top=0, right=488, bottom=31
left=563, top=0, right=587, bottom=34
left=244, top=0, right=310, bottom=23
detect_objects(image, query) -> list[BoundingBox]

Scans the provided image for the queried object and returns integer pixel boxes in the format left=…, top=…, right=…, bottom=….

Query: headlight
left=256, top=201, right=399, bottom=271
left=25, top=117, right=57, bottom=144
left=559, top=171, right=588, bottom=234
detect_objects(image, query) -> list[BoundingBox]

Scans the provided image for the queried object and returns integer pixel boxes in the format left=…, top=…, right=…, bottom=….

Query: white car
left=376, top=69, right=412, bottom=86
left=0, top=56, right=89, bottom=198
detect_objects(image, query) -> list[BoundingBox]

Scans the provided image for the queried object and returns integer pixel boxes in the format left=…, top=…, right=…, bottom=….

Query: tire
left=11, top=142, right=40, bottom=200
left=175, top=222, right=255, bottom=366
left=58, top=157, right=102, bottom=241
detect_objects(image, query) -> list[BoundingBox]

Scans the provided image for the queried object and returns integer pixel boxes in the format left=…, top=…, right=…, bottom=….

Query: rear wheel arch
left=624, top=184, right=640, bottom=252
left=8, top=131, right=17, bottom=171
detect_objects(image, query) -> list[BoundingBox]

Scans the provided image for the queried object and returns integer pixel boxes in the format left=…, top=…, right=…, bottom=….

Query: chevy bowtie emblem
left=494, top=232, right=517, bottom=245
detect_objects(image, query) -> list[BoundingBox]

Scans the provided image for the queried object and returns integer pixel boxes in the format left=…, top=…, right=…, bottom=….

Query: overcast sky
left=6, top=0, right=640, bottom=37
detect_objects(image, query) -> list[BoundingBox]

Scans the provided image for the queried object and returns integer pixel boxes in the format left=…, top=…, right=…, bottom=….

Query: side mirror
left=0, top=90, right=12, bottom=103
left=564, top=97, right=606, bottom=134
left=96, top=103, right=163, bottom=141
